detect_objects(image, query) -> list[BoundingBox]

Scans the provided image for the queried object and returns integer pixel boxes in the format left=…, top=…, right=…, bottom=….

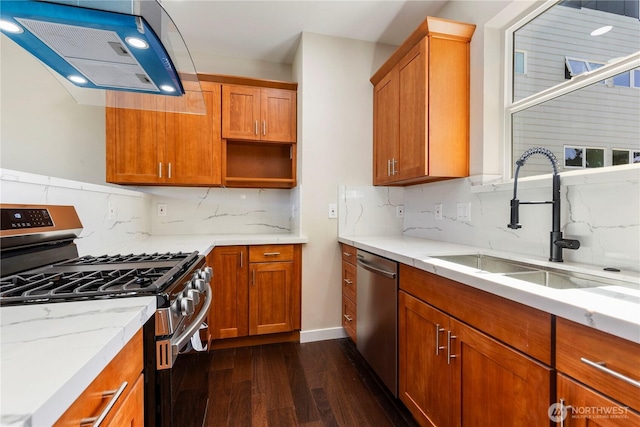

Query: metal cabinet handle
left=159, top=162, right=162, bottom=178
left=263, top=121, right=266, bottom=136
left=344, top=279, right=353, bottom=285
left=240, top=251, right=243, bottom=268
left=80, top=381, right=128, bottom=426
left=263, top=252, right=280, bottom=257
left=581, top=357, right=640, bottom=388
left=393, top=159, right=398, bottom=175
left=168, top=162, right=172, bottom=179
left=343, top=314, right=353, bottom=322
left=255, top=120, right=258, bottom=135
left=447, top=331, right=457, bottom=365
left=343, top=252, right=352, bottom=257
left=435, top=324, right=445, bottom=356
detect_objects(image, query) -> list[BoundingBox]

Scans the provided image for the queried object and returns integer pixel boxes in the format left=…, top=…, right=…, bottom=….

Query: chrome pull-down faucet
left=508, top=147, right=580, bottom=262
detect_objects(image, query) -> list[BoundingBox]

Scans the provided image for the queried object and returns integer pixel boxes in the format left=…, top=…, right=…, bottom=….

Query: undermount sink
left=431, top=254, right=640, bottom=291
left=431, top=254, right=539, bottom=274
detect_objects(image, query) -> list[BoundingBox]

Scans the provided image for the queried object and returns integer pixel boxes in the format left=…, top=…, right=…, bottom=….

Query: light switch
left=457, top=202, right=471, bottom=222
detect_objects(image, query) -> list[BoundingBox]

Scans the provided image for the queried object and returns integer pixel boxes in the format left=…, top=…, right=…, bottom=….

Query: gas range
left=0, top=204, right=212, bottom=427
left=0, top=251, right=201, bottom=307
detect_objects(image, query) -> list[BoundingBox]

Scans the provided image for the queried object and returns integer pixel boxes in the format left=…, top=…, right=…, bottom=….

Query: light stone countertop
left=338, top=235, right=640, bottom=344
left=0, top=297, right=156, bottom=427
left=95, top=233, right=309, bottom=257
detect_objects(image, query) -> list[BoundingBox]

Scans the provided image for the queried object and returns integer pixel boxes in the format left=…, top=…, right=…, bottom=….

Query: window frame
left=503, top=0, right=640, bottom=178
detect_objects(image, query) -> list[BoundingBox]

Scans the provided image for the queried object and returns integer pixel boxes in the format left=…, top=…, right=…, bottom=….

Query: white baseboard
left=300, top=327, right=348, bottom=343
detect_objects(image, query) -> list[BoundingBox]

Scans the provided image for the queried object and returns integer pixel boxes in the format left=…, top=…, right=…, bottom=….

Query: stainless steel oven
left=0, top=204, right=212, bottom=427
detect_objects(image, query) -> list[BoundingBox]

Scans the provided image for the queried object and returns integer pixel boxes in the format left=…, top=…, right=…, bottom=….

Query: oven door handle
left=171, top=284, right=212, bottom=359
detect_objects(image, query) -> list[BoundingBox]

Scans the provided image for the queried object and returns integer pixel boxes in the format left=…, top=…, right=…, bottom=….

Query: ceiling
left=160, top=1, right=449, bottom=64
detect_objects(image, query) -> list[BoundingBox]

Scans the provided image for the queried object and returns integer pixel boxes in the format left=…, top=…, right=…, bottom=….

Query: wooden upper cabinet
left=106, top=84, right=222, bottom=186
left=373, top=69, right=399, bottom=185
left=371, top=16, right=475, bottom=186
left=164, top=85, right=222, bottom=185
left=106, top=96, right=164, bottom=184
left=222, top=84, right=297, bottom=143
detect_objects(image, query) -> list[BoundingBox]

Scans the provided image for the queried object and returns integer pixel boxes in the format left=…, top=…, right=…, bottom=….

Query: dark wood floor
left=204, top=338, right=419, bottom=427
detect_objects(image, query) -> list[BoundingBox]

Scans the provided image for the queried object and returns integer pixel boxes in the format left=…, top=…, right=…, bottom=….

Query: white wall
left=294, top=32, right=395, bottom=334
left=0, top=39, right=107, bottom=185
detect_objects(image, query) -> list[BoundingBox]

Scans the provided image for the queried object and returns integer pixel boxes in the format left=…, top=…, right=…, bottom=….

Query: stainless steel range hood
left=0, top=0, right=205, bottom=114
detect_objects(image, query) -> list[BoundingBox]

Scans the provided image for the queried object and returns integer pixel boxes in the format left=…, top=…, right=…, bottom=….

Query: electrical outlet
left=434, top=203, right=443, bottom=220
left=396, top=205, right=404, bottom=218
left=157, top=203, right=167, bottom=217
left=107, top=202, right=116, bottom=221
left=328, top=203, right=338, bottom=219
left=457, top=202, right=471, bottom=222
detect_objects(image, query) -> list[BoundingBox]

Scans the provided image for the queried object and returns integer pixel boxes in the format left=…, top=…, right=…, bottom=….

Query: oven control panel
left=0, top=208, right=53, bottom=230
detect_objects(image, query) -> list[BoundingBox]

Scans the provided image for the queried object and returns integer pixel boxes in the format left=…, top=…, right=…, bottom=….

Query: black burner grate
left=0, top=267, right=174, bottom=303
left=57, top=252, right=191, bottom=265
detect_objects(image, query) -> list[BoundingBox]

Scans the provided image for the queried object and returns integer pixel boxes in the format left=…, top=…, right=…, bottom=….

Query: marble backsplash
left=338, top=166, right=640, bottom=272
left=0, top=169, right=298, bottom=257
left=338, top=185, right=404, bottom=237
left=0, top=169, right=151, bottom=256
left=141, top=186, right=293, bottom=235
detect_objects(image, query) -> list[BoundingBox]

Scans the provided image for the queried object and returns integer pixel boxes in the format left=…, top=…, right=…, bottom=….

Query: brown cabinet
left=222, top=84, right=296, bottom=143
left=399, top=265, right=554, bottom=427
left=220, top=80, right=297, bottom=188
left=106, top=82, right=222, bottom=186
left=207, top=244, right=301, bottom=348
left=556, top=317, right=640, bottom=425
left=54, top=329, right=144, bottom=427
left=341, top=244, right=357, bottom=342
left=371, top=17, right=475, bottom=186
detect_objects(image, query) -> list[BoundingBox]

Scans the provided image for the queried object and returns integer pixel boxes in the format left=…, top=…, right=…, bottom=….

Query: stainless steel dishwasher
left=356, top=249, right=398, bottom=397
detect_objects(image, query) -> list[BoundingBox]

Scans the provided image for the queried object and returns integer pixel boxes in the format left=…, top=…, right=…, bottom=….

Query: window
left=613, top=149, right=640, bottom=165
left=508, top=0, right=640, bottom=178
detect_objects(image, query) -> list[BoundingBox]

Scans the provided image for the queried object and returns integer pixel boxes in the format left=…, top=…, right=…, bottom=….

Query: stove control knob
left=180, top=297, right=195, bottom=316
left=186, top=289, right=200, bottom=305
left=199, top=267, right=213, bottom=282
left=190, top=278, right=206, bottom=292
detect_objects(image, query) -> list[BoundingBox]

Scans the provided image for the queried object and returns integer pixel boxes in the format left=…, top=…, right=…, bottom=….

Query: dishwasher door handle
left=357, top=258, right=396, bottom=279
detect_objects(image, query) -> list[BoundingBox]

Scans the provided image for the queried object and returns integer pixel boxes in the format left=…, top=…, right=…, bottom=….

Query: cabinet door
left=106, top=95, right=164, bottom=184
left=103, top=374, right=144, bottom=427
left=261, top=88, right=297, bottom=142
left=249, top=261, right=293, bottom=335
left=164, top=88, right=222, bottom=185
left=210, top=246, right=249, bottom=339
left=557, top=373, right=640, bottom=427
left=398, top=291, right=451, bottom=427
left=373, top=68, right=399, bottom=185
left=397, top=39, right=427, bottom=181
left=449, top=318, right=553, bottom=427
left=222, top=85, right=261, bottom=141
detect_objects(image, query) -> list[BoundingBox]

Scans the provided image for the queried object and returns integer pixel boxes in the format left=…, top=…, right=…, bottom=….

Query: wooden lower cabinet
left=341, top=244, right=357, bottom=342
left=54, top=329, right=143, bottom=426
left=399, top=290, right=553, bottom=427
left=556, top=374, right=640, bottom=427
left=207, top=244, right=301, bottom=348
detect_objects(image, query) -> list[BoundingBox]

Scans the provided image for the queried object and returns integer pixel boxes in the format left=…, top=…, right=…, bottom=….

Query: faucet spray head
left=508, top=199, right=521, bottom=229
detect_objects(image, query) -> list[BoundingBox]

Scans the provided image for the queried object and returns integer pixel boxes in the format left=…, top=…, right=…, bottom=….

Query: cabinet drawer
left=556, top=317, right=640, bottom=412
left=54, top=329, right=143, bottom=426
left=400, top=264, right=552, bottom=364
left=342, top=260, right=357, bottom=302
left=341, top=244, right=357, bottom=263
left=342, top=295, right=357, bottom=342
left=249, top=244, right=294, bottom=262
